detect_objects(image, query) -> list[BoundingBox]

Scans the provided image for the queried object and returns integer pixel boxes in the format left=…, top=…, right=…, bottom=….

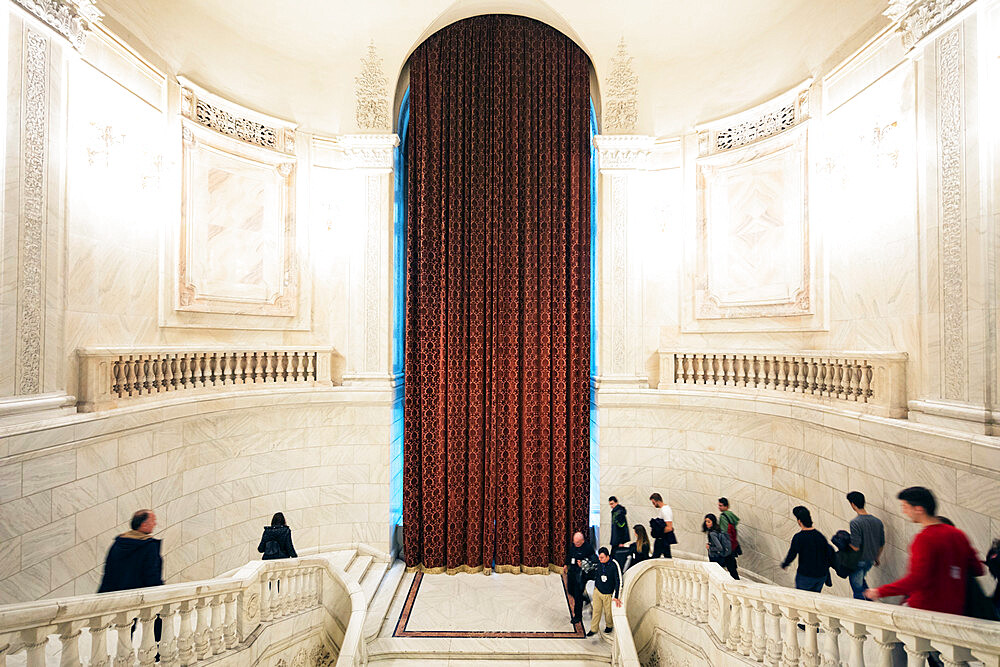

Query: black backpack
left=264, top=539, right=282, bottom=559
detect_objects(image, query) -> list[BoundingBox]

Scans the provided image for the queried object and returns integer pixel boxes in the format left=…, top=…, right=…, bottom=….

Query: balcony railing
left=658, top=349, right=908, bottom=418
left=76, top=347, right=336, bottom=412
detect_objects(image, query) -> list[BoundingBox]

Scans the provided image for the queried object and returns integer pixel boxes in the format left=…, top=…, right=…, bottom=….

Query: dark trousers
left=723, top=554, right=740, bottom=579
left=652, top=537, right=672, bottom=558
left=568, top=568, right=585, bottom=622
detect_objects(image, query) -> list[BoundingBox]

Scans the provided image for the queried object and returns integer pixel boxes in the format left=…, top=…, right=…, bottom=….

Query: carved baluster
left=223, top=592, right=238, bottom=650
left=816, top=359, right=828, bottom=395
left=767, top=357, right=778, bottom=390
left=162, top=355, right=174, bottom=390
left=780, top=607, right=799, bottom=667
left=57, top=622, right=81, bottom=667
left=726, top=597, right=742, bottom=651
left=198, top=354, right=210, bottom=387
left=870, top=627, right=903, bottom=667
left=267, top=353, right=278, bottom=382
left=210, top=595, right=225, bottom=654
left=124, top=358, right=137, bottom=397
left=747, top=599, right=763, bottom=659
left=282, top=352, right=292, bottom=381
left=113, top=612, right=135, bottom=665
left=747, top=356, right=758, bottom=387
left=150, top=357, right=162, bottom=393
left=260, top=573, right=273, bottom=622
left=693, top=355, right=704, bottom=384
left=803, top=358, right=815, bottom=393
left=130, top=356, right=142, bottom=395
left=158, top=603, right=177, bottom=667
left=194, top=597, right=211, bottom=658
left=20, top=629, right=45, bottom=667
left=860, top=363, right=873, bottom=403
left=220, top=354, right=231, bottom=385
left=177, top=600, right=195, bottom=665
left=309, top=352, right=319, bottom=381
left=248, top=353, right=260, bottom=383
left=934, top=644, right=974, bottom=667
left=178, top=355, right=190, bottom=389
left=723, top=354, right=734, bottom=386
left=672, top=354, right=682, bottom=383
left=898, top=635, right=931, bottom=667
left=800, top=612, right=820, bottom=667
left=865, top=364, right=875, bottom=400
left=736, top=597, right=751, bottom=656
left=843, top=621, right=868, bottom=667
left=764, top=602, right=782, bottom=666
left=89, top=616, right=112, bottom=667
left=287, top=352, right=299, bottom=381
left=820, top=616, right=842, bottom=667
left=847, top=362, right=859, bottom=400
left=137, top=608, right=157, bottom=666
left=776, top=357, right=787, bottom=391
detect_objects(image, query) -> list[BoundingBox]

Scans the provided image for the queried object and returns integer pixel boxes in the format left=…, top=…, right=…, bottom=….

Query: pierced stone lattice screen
left=658, top=350, right=907, bottom=418
left=715, top=104, right=796, bottom=151
left=77, top=347, right=335, bottom=411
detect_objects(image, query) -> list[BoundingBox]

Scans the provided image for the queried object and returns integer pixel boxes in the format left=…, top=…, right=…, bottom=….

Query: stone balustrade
left=0, top=554, right=362, bottom=667
left=76, top=347, right=337, bottom=412
left=658, top=349, right=908, bottom=418
left=613, top=558, right=1000, bottom=667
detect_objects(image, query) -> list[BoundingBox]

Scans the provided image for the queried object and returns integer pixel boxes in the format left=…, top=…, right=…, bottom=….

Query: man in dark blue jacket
left=587, top=547, right=622, bottom=636
left=564, top=531, right=596, bottom=625
left=98, top=509, right=164, bottom=647
left=98, top=509, right=164, bottom=592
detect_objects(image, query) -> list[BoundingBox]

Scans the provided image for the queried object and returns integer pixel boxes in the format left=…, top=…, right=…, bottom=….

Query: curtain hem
left=405, top=563, right=564, bottom=575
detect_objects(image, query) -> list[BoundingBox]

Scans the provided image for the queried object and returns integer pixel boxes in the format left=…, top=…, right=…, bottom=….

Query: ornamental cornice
left=884, top=0, right=976, bottom=49
left=593, top=134, right=655, bottom=171
left=11, top=0, right=101, bottom=49
left=335, top=134, right=399, bottom=169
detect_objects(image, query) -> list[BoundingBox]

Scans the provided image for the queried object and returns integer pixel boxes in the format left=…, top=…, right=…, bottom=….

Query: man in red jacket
left=864, top=486, right=983, bottom=615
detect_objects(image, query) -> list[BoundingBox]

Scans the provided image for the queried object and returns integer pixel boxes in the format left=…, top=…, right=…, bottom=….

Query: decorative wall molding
left=937, top=27, right=966, bottom=401
left=333, top=134, right=398, bottom=170
left=364, top=174, right=382, bottom=371
left=355, top=40, right=391, bottom=131
left=179, top=82, right=296, bottom=155
left=693, top=125, right=812, bottom=322
left=177, top=123, right=299, bottom=317
left=885, top=0, right=976, bottom=49
left=604, top=37, right=639, bottom=133
left=698, top=88, right=809, bottom=157
left=593, top=135, right=654, bottom=171
left=611, top=174, right=627, bottom=375
left=15, top=28, right=49, bottom=395
left=11, top=0, right=101, bottom=49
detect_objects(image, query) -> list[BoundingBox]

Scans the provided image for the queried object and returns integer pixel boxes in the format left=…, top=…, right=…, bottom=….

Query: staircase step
left=367, top=637, right=611, bottom=663
left=328, top=549, right=356, bottom=572
left=360, top=558, right=389, bottom=603
left=363, top=559, right=407, bottom=639
left=347, top=553, right=374, bottom=582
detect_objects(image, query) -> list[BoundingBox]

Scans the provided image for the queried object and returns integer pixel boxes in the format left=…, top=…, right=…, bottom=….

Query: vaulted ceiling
left=96, top=0, right=889, bottom=136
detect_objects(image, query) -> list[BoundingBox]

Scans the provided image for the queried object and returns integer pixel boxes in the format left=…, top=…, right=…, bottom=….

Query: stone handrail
left=658, top=349, right=908, bottom=418
left=0, top=554, right=363, bottom=666
left=612, top=558, right=1000, bottom=667
left=76, top=346, right=336, bottom=412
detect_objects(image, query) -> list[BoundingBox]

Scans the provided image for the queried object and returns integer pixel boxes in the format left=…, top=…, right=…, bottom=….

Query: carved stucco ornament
left=11, top=0, right=101, bottom=49
left=355, top=40, right=391, bottom=131
left=604, top=37, right=639, bottom=133
left=884, top=0, right=976, bottom=49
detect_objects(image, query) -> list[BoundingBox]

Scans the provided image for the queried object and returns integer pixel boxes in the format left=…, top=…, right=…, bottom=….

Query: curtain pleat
left=403, top=14, right=591, bottom=573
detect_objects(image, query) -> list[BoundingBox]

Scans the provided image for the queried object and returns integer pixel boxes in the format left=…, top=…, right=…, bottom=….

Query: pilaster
left=0, top=1, right=89, bottom=421
left=593, top=134, right=653, bottom=388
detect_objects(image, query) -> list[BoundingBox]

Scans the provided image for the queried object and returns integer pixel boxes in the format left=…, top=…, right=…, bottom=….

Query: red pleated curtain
left=403, top=15, right=591, bottom=574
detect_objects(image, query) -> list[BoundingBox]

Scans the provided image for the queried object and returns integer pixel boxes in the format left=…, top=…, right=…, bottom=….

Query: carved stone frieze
left=885, top=0, right=976, bottom=49
left=355, top=40, right=391, bottom=131
left=604, top=37, right=639, bottom=132
left=16, top=28, right=49, bottom=395
left=700, top=89, right=809, bottom=156
left=336, top=134, right=399, bottom=170
left=938, top=27, right=966, bottom=401
left=179, top=85, right=296, bottom=155
left=11, top=0, right=101, bottom=49
left=593, top=135, right=653, bottom=171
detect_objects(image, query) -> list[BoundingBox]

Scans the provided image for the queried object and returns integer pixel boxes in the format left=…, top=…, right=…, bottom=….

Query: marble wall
left=597, top=390, right=1000, bottom=596
left=0, top=388, right=394, bottom=603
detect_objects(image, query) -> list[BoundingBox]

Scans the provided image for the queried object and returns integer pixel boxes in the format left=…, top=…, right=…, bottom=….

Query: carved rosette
left=605, top=37, right=639, bottom=132
left=884, top=0, right=975, bottom=49
left=243, top=591, right=260, bottom=625
left=11, top=0, right=101, bottom=49
left=355, top=40, right=391, bottom=131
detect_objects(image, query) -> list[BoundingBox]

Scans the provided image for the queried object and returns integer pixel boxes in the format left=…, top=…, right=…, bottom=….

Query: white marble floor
left=399, top=571, right=580, bottom=635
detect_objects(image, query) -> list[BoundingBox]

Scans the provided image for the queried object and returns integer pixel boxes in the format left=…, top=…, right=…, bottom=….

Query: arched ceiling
left=95, top=0, right=889, bottom=137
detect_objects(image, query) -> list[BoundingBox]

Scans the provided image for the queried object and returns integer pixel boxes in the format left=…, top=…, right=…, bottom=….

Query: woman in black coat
left=258, top=512, right=297, bottom=560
